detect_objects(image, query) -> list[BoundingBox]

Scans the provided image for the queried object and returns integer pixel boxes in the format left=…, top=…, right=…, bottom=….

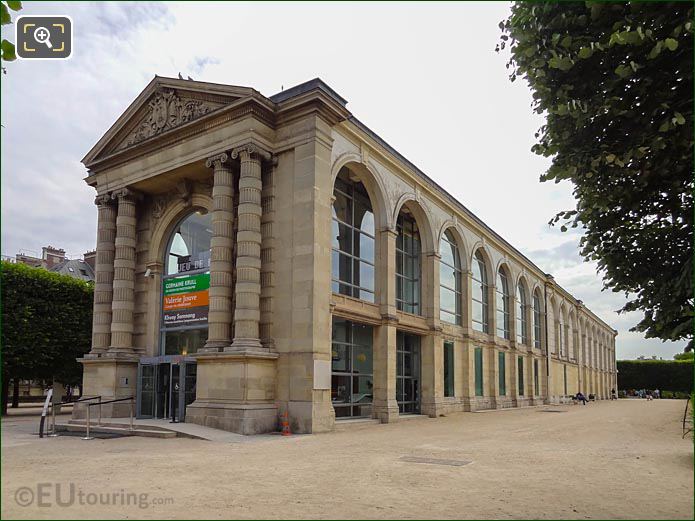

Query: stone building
left=77, top=76, right=618, bottom=434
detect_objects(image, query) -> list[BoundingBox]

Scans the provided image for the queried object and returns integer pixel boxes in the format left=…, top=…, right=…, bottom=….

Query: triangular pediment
left=83, top=76, right=257, bottom=167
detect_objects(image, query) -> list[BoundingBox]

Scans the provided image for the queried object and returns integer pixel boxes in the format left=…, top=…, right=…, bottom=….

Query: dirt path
left=2, top=400, right=692, bottom=519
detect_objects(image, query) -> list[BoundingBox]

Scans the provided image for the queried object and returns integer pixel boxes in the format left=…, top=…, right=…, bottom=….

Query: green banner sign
left=163, top=272, right=210, bottom=296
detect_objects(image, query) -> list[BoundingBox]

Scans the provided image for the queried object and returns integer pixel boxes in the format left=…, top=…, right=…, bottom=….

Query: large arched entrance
left=137, top=210, right=212, bottom=421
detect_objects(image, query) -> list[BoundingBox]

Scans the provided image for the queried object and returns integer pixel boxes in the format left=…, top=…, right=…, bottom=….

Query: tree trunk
left=11, top=379, right=19, bottom=408
left=1, top=377, right=9, bottom=417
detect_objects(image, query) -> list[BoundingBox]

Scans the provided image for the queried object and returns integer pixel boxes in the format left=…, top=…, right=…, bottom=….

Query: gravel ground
left=1, top=399, right=692, bottom=519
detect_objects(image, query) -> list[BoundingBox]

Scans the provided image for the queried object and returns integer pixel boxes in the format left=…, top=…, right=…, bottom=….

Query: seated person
left=575, top=391, right=588, bottom=405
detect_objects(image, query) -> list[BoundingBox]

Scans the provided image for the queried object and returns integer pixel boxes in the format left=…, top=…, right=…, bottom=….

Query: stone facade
left=77, top=76, right=618, bottom=434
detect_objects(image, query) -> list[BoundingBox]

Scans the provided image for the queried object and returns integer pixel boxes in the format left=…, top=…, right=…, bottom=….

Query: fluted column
left=203, top=152, right=235, bottom=352
left=229, top=144, right=270, bottom=352
left=108, top=188, right=140, bottom=355
left=89, top=194, right=117, bottom=356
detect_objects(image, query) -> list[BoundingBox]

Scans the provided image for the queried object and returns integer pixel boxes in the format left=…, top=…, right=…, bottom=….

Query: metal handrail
left=86, top=396, right=134, bottom=406
left=50, top=395, right=101, bottom=407
left=683, top=398, right=693, bottom=439
left=43, top=396, right=102, bottom=438
left=83, top=396, right=135, bottom=440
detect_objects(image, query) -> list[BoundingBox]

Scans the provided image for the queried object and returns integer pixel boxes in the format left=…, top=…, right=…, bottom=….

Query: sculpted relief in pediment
left=115, top=89, right=224, bottom=151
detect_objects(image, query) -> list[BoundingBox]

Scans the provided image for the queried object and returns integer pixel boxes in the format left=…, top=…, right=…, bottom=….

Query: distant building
left=6, top=245, right=95, bottom=282
left=13, top=245, right=66, bottom=269
left=49, top=258, right=95, bottom=282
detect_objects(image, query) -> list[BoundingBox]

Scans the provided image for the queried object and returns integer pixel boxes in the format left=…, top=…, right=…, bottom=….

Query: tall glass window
left=331, top=318, right=374, bottom=418
left=496, top=269, right=510, bottom=339
left=498, top=351, right=506, bottom=395
left=396, top=211, right=421, bottom=314
left=443, top=341, right=454, bottom=397
left=533, top=292, right=542, bottom=349
left=518, top=356, right=525, bottom=396
left=472, top=251, right=489, bottom=333
left=516, top=283, right=528, bottom=345
left=439, top=230, right=461, bottom=324
left=558, top=317, right=564, bottom=356
left=474, top=347, right=484, bottom=396
left=161, top=210, right=212, bottom=356
left=533, top=358, right=539, bottom=395
left=331, top=168, right=375, bottom=303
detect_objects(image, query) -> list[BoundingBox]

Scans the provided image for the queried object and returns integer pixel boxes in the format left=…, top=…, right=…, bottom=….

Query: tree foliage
left=0, top=1, right=21, bottom=70
left=499, top=2, right=694, bottom=350
left=617, top=359, right=694, bottom=393
left=1, top=261, right=93, bottom=394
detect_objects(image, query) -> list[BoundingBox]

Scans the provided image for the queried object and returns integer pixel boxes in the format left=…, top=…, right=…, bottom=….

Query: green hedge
left=617, top=360, right=694, bottom=393
left=1, top=260, right=93, bottom=388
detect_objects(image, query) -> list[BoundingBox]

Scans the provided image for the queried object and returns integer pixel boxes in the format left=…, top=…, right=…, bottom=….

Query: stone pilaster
left=108, top=188, right=140, bottom=356
left=203, top=152, right=235, bottom=352
left=89, top=194, right=117, bottom=357
left=487, top=346, right=500, bottom=407
left=421, top=333, right=443, bottom=417
left=373, top=228, right=399, bottom=422
left=228, top=143, right=270, bottom=353
left=420, top=251, right=444, bottom=417
left=374, top=319, right=399, bottom=422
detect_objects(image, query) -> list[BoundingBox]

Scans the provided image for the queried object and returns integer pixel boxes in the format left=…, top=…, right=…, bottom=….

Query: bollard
left=129, top=397, right=134, bottom=431
left=82, top=404, right=94, bottom=440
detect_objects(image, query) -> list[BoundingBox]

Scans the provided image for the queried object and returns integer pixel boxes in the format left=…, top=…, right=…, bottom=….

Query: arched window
left=331, top=168, right=375, bottom=303
left=516, top=282, right=528, bottom=345
left=396, top=210, right=421, bottom=314
left=471, top=251, right=489, bottom=333
left=161, top=210, right=212, bottom=356
left=557, top=315, right=564, bottom=356
left=533, top=291, right=542, bottom=349
left=166, top=211, right=212, bottom=275
left=496, top=269, right=510, bottom=339
left=439, top=230, right=461, bottom=325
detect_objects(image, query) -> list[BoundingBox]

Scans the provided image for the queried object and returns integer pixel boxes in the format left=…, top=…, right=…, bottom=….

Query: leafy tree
left=674, top=351, right=694, bottom=361
left=499, top=2, right=694, bottom=350
left=1, top=1, right=21, bottom=72
left=1, top=261, right=93, bottom=414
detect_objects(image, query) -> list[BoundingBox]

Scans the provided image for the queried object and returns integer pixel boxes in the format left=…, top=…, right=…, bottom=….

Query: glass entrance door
left=396, top=331, right=421, bottom=414
left=137, top=357, right=196, bottom=421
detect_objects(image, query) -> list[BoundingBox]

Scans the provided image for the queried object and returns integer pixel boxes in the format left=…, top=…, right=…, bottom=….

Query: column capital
left=94, top=193, right=114, bottom=206
left=205, top=152, right=229, bottom=169
left=230, top=142, right=273, bottom=163
left=378, top=226, right=398, bottom=238
left=111, top=187, right=143, bottom=202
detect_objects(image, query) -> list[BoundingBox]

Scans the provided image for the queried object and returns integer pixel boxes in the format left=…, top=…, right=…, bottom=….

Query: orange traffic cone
left=281, top=411, right=291, bottom=436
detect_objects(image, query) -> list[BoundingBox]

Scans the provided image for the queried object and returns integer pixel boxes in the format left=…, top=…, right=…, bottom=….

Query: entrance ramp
left=57, top=420, right=176, bottom=439
left=65, top=418, right=267, bottom=442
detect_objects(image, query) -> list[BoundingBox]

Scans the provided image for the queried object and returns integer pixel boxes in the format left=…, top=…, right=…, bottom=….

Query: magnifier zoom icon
left=34, top=26, right=53, bottom=49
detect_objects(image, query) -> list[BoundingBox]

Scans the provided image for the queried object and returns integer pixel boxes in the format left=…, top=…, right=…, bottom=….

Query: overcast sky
left=0, top=1, right=686, bottom=360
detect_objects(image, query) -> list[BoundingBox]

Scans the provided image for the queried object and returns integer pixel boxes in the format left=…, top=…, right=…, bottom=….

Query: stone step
left=56, top=423, right=177, bottom=439
left=334, top=418, right=381, bottom=431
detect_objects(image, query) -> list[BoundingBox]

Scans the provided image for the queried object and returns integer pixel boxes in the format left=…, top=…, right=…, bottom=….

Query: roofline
left=270, top=78, right=348, bottom=107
